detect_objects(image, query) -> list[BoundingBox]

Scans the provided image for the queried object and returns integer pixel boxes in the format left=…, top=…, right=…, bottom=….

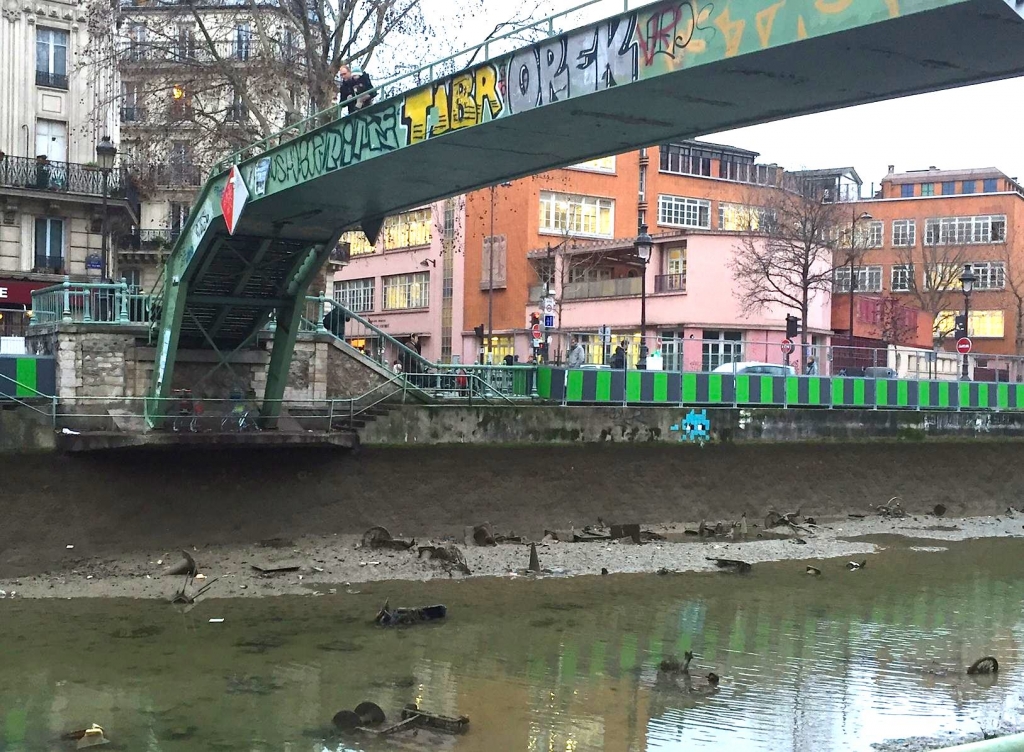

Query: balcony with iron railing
left=0, top=155, right=128, bottom=198
left=121, top=37, right=292, bottom=65
left=35, top=70, right=68, bottom=90
left=562, top=277, right=641, bottom=301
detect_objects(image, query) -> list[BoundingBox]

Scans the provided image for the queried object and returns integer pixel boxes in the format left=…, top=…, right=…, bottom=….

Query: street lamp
left=96, top=136, right=117, bottom=282
left=847, top=211, right=873, bottom=351
left=959, top=263, right=977, bottom=380
left=634, top=223, right=653, bottom=370
left=486, top=181, right=513, bottom=364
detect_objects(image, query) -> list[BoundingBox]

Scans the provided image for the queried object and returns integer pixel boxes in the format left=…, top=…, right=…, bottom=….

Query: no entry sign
left=956, top=337, right=973, bottom=354
left=781, top=338, right=795, bottom=355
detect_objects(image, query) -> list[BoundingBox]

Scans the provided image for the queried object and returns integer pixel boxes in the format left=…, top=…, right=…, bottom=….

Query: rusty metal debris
left=417, top=544, right=470, bottom=575
left=876, top=497, right=905, bottom=518
left=707, top=557, right=751, bottom=573
left=361, top=526, right=415, bottom=551
left=61, top=724, right=109, bottom=748
left=375, top=599, right=447, bottom=627
left=333, top=702, right=468, bottom=737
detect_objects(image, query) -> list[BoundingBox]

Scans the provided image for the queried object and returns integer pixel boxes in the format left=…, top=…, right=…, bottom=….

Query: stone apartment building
left=0, top=0, right=133, bottom=335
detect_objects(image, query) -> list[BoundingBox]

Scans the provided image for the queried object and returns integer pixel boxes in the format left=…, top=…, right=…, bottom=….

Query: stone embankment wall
left=359, top=404, right=1024, bottom=445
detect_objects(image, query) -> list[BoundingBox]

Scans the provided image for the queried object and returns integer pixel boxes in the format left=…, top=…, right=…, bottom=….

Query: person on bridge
left=338, top=65, right=376, bottom=114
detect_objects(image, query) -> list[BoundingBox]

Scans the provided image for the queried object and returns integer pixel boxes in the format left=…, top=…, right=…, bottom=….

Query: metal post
left=101, top=168, right=110, bottom=281
left=61, top=275, right=71, bottom=323
left=962, top=289, right=971, bottom=380
left=639, top=258, right=648, bottom=369
left=315, top=294, right=327, bottom=333
left=487, top=185, right=495, bottom=364
left=119, top=278, right=129, bottom=323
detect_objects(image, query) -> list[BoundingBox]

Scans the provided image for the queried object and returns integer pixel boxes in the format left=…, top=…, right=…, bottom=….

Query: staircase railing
left=0, top=374, right=57, bottom=427
left=30, top=277, right=155, bottom=327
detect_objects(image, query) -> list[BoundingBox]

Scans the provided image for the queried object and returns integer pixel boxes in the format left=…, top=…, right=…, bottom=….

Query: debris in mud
left=250, top=564, right=301, bottom=575
left=465, top=523, right=496, bottom=546
left=933, top=504, right=947, bottom=516
left=707, top=557, right=751, bottom=574
left=610, top=524, right=642, bottom=544
left=375, top=599, right=447, bottom=627
left=332, top=702, right=468, bottom=737
left=601, top=567, right=609, bottom=575
left=876, top=497, right=905, bottom=518
left=806, top=566, right=821, bottom=576
left=848, top=513, right=866, bottom=519
left=361, top=526, right=415, bottom=551
left=967, top=656, right=999, bottom=675
left=791, top=538, right=808, bottom=545
left=847, top=560, right=867, bottom=570
left=256, top=537, right=295, bottom=549
left=61, top=723, right=109, bottom=749
left=163, top=550, right=198, bottom=578
left=765, top=508, right=814, bottom=536
left=417, top=544, right=470, bottom=575
left=528, top=542, right=541, bottom=572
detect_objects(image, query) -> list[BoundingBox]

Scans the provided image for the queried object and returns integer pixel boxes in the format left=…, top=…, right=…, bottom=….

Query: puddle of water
left=2, top=538, right=1023, bottom=752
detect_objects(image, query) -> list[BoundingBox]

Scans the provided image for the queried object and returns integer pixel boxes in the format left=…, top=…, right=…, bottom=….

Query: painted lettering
left=400, top=63, right=503, bottom=144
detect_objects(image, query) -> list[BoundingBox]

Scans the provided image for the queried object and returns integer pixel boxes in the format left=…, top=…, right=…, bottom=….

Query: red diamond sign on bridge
left=220, top=165, right=249, bottom=236
left=956, top=337, right=972, bottom=355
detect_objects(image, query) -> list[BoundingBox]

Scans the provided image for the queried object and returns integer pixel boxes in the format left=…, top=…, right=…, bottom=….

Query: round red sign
left=531, top=323, right=542, bottom=340
left=956, top=337, right=972, bottom=355
left=781, top=338, right=795, bottom=355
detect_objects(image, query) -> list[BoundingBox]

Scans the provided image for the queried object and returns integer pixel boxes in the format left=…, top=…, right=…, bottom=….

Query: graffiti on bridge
left=671, top=409, right=711, bottom=444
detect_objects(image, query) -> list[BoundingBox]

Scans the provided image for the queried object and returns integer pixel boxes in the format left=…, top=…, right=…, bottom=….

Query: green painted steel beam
left=937, top=732, right=1024, bottom=751
left=206, top=238, right=276, bottom=340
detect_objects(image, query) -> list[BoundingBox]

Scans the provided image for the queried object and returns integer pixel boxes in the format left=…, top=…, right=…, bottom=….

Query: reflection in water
left=1, top=538, right=1023, bottom=751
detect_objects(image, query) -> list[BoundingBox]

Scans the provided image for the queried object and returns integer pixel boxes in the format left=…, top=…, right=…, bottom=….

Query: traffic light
left=785, top=314, right=799, bottom=339
left=529, top=312, right=540, bottom=326
left=954, top=314, right=967, bottom=340
left=473, top=324, right=484, bottom=340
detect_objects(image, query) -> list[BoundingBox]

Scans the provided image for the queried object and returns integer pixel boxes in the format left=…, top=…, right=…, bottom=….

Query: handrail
left=215, top=0, right=641, bottom=170
left=0, top=374, right=58, bottom=426
left=30, top=277, right=155, bottom=327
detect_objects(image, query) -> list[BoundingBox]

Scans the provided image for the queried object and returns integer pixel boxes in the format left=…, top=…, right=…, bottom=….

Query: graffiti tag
left=670, top=409, right=711, bottom=444
left=402, top=64, right=503, bottom=144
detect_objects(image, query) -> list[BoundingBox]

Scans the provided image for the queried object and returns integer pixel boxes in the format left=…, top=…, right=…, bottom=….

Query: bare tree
left=893, top=241, right=970, bottom=346
left=877, top=293, right=919, bottom=347
left=730, top=179, right=844, bottom=370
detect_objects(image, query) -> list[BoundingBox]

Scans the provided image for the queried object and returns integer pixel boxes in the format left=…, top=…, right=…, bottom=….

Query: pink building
left=328, top=199, right=464, bottom=363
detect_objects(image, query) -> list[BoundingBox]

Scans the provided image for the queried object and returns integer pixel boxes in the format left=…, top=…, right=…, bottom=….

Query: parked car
left=711, top=361, right=796, bottom=376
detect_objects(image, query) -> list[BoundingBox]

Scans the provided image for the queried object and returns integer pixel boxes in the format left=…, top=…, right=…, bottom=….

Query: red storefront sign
left=0, top=279, right=51, bottom=308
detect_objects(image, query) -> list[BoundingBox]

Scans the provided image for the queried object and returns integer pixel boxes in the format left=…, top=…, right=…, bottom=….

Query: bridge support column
left=147, top=274, right=190, bottom=429
left=260, top=301, right=303, bottom=428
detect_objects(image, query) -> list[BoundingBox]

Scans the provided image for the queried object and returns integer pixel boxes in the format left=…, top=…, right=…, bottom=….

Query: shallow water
left=2, top=538, right=1023, bottom=751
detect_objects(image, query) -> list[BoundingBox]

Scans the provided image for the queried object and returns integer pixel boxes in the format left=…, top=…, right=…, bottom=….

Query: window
left=891, top=264, right=913, bottom=292
left=924, top=215, right=1007, bottom=245
left=892, top=219, right=916, bottom=247
left=170, top=84, right=193, bottom=119
left=701, top=330, right=742, bottom=371
left=169, top=202, right=189, bottom=237
left=962, top=180, right=976, bottom=194
left=568, top=156, right=615, bottom=173
left=660, top=144, right=711, bottom=176
left=658, top=195, right=711, bottom=229
left=658, top=247, right=686, bottom=292
left=333, top=278, right=374, bottom=313
left=173, top=25, right=195, bottom=60
left=168, top=141, right=193, bottom=184
left=568, top=267, right=612, bottom=283
left=941, top=181, right=956, bottom=195
left=834, top=265, right=882, bottom=293
left=936, top=310, right=1004, bottom=338
left=235, top=23, right=251, bottom=60
left=34, top=218, right=64, bottom=271
left=121, top=83, right=141, bottom=121
left=383, top=272, right=429, bottom=310
left=127, top=24, right=147, bottom=62
left=867, top=220, right=883, bottom=248
left=226, top=89, right=247, bottom=122
left=924, top=263, right=961, bottom=290
left=901, top=184, right=914, bottom=198
left=718, top=203, right=766, bottom=231
left=920, top=183, right=935, bottom=197
left=36, top=28, right=68, bottom=89
left=983, top=178, right=998, bottom=193
left=539, top=191, right=614, bottom=238
left=340, top=230, right=374, bottom=256
left=382, top=209, right=431, bottom=250
left=969, top=261, right=1006, bottom=290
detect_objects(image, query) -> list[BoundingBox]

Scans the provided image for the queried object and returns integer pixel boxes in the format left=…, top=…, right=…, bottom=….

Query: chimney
left=887, top=165, right=894, bottom=174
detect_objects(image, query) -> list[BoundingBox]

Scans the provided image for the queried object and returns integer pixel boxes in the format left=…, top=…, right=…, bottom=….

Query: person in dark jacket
left=323, top=306, right=347, bottom=338
left=610, top=341, right=626, bottom=369
left=338, top=65, right=376, bottom=114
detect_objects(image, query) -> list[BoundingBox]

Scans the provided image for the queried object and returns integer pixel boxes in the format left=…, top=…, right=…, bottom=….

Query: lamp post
left=486, top=181, right=512, bottom=364
left=959, top=263, right=976, bottom=381
left=634, top=223, right=653, bottom=370
left=96, top=136, right=117, bottom=282
left=847, top=211, right=873, bottom=352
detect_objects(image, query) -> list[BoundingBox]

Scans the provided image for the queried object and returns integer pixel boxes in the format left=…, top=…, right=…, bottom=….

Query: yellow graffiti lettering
left=474, top=64, right=502, bottom=121
left=402, top=86, right=434, bottom=145
left=884, top=0, right=899, bottom=17
left=797, top=15, right=808, bottom=39
left=815, top=0, right=852, bottom=13
left=755, top=1, right=785, bottom=48
left=688, top=4, right=713, bottom=54
left=431, top=83, right=451, bottom=136
left=714, top=8, right=746, bottom=57
left=449, top=73, right=477, bottom=130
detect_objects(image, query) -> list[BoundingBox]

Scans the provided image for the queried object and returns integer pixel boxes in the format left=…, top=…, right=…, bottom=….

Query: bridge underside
left=150, top=0, right=1024, bottom=427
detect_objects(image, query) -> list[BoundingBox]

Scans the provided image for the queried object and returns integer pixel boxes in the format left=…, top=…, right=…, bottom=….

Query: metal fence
left=0, top=155, right=128, bottom=198
left=31, top=279, right=155, bottom=327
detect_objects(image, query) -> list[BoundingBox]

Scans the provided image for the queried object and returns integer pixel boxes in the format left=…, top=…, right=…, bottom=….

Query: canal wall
left=359, top=404, right=1024, bottom=445
left=0, top=404, right=55, bottom=452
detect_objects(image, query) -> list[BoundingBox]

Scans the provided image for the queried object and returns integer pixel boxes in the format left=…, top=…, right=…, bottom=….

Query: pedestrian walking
left=568, top=337, right=586, bottom=368
left=610, top=340, right=626, bottom=369
left=805, top=356, right=818, bottom=375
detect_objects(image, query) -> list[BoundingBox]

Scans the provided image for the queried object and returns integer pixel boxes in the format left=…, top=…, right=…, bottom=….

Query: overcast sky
left=424, top=0, right=1024, bottom=192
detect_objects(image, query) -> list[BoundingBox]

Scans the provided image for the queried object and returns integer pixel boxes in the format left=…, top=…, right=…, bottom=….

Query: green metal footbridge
left=148, top=0, right=1024, bottom=427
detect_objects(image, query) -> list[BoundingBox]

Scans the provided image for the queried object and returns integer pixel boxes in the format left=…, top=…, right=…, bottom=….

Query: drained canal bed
left=2, top=537, right=1022, bottom=751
